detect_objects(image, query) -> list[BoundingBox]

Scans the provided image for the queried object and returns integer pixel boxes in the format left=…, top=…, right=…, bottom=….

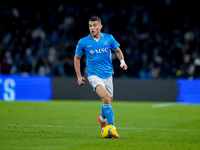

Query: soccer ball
left=101, top=125, right=118, bottom=138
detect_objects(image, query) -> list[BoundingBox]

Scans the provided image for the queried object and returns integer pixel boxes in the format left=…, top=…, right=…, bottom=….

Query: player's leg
left=95, top=84, right=111, bottom=104
left=104, top=76, right=119, bottom=138
left=96, top=85, right=115, bottom=126
left=103, top=76, right=114, bottom=124
left=96, top=85, right=119, bottom=138
left=88, top=76, right=108, bottom=127
left=104, top=76, right=113, bottom=102
left=87, top=75, right=115, bottom=127
left=96, top=84, right=110, bottom=121
left=89, top=76, right=118, bottom=137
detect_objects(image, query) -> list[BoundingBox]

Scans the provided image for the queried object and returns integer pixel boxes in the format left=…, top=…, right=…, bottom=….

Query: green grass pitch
left=0, top=100, right=200, bottom=150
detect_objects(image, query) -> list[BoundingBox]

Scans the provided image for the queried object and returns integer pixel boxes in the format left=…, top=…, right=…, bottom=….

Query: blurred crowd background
left=1, top=0, right=200, bottom=79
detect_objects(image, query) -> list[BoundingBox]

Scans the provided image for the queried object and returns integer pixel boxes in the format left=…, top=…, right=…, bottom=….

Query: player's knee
left=102, top=94, right=111, bottom=104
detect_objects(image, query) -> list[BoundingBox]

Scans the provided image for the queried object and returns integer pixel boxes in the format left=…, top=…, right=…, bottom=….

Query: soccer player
left=74, top=16, right=128, bottom=138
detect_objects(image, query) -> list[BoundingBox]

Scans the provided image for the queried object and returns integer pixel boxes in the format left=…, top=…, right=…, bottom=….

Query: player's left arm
left=115, top=48, right=128, bottom=70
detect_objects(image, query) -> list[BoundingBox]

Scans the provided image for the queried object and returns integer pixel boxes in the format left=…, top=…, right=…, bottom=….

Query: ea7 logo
left=95, top=47, right=109, bottom=54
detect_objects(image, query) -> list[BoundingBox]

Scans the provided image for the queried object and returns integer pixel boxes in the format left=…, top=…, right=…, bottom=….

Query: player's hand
left=78, top=77, right=85, bottom=85
left=120, top=60, right=128, bottom=70
left=121, top=64, right=128, bottom=70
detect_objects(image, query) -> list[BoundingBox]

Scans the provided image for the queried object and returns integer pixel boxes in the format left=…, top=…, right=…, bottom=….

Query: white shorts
left=87, top=75, right=113, bottom=97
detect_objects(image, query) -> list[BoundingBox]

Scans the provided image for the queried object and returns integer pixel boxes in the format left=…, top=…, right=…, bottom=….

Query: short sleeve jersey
left=75, top=33, right=120, bottom=79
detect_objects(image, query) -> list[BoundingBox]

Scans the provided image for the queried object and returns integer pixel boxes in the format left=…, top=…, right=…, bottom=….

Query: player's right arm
left=74, top=39, right=85, bottom=85
left=74, top=54, right=85, bottom=85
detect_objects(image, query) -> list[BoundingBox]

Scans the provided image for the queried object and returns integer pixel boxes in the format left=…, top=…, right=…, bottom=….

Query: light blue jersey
left=75, top=33, right=120, bottom=79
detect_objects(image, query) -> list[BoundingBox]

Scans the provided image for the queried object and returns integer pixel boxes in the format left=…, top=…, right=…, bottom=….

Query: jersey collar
left=88, top=33, right=104, bottom=40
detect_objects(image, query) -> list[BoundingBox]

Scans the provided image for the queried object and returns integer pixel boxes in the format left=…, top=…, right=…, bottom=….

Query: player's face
left=89, top=21, right=102, bottom=38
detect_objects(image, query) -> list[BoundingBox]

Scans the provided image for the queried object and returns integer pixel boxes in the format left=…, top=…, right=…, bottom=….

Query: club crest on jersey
left=104, top=41, right=108, bottom=45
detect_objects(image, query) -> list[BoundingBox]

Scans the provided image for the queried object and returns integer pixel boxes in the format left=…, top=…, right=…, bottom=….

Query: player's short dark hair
left=89, top=16, right=101, bottom=23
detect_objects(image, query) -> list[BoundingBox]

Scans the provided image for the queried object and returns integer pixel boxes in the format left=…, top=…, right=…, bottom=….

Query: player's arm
left=115, top=48, right=128, bottom=70
left=74, top=54, right=85, bottom=85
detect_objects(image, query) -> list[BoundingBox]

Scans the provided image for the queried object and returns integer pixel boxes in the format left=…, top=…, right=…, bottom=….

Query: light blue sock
left=101, top=104, right=106, bottom=119
left=102, top=103, right=114, bottom=126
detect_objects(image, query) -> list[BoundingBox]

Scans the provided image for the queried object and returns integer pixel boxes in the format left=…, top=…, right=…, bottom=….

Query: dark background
left=1, top=0, right=200, bottom=79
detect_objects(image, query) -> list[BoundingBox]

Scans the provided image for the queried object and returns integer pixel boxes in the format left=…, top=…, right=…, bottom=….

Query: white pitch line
left=1, top=124, right=197, bottom=132
left=151, top=103, right=177, bottom=108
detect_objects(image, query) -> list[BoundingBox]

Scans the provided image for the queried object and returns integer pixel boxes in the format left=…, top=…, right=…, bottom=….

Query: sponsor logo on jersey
left=95, top=47, right=109, bottom=54
left=89, top=50, right=95, bottom=55
left=89, top=47, right=109, bottom=55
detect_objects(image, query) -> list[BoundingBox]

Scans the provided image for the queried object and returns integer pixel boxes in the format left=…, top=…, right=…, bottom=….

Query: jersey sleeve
left=75, top=39, right=84, bottom=57
left=110, top=35, right=120, bottom=50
